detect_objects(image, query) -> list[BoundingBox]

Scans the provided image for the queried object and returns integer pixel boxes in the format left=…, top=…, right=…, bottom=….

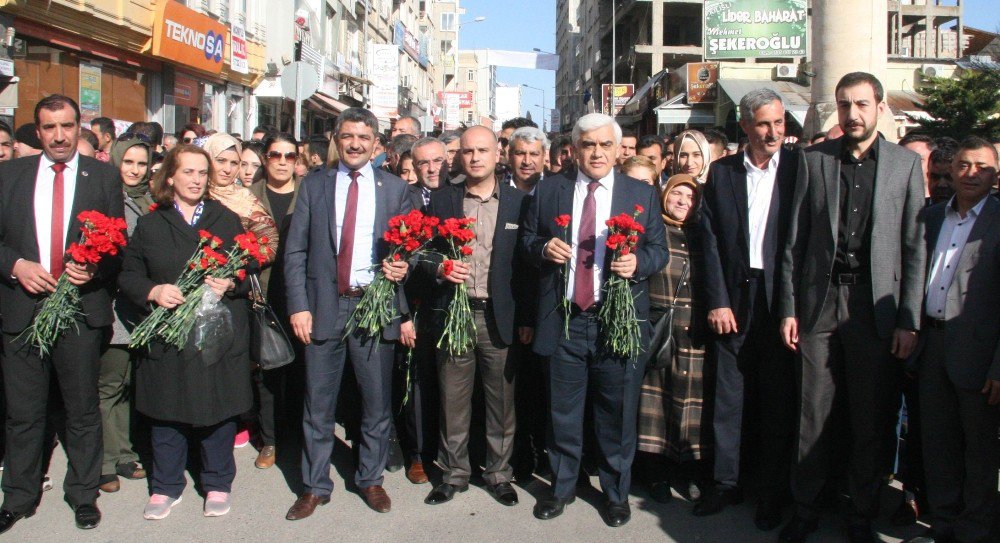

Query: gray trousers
left=437, top=308, right=515, bottom=485
left=792, top=282, right=901, bottom=520
left=919, top=327, right=1000, bottom=543
left=301, top=298, right=394, bottom=494
left=99, top=345, right=139, bottom=476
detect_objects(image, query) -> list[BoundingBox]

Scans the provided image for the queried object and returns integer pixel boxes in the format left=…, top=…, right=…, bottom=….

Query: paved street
left=7, top=427, right=929, bottom=543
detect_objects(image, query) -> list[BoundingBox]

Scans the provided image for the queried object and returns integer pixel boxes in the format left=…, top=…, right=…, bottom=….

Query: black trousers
left=919, top=327, right=999, bottom=543
left=1, top=326, right=103, bottom=513
left=792, top=283, right=901, bottom=520
left=254, top=357, right=304, bottom=447
left=512, top=339, right=547, bottom=469
left=398, top=316, right=438, bottom=463
left=545, top=312, right=645, bottom=504
left=150, top=418, right=237, bottom=498
left=710, top=276, right=795, bottom=499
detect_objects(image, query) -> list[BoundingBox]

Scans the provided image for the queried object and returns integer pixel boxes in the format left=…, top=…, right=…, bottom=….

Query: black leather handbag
left=249, top=274, right=296, bottom=370
left=646, top=259, right=689, bottom=372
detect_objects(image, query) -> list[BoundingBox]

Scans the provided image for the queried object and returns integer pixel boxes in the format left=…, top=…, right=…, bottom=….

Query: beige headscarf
left=661, top=173, right=701, bottom=227
left=202, top=133, right=280, bottom=260
left=672, top=130, right=712, bottom=183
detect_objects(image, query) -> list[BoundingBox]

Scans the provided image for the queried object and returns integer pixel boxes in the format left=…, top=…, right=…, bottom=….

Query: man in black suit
left=284, top=108, right=412, bottom=519
left=520, top=113, right=668, bottom=527
left=0, top=95, right=124, bottom=533
left=695, top=89, right=798, bottom=530
left=778, top=73, right=926, bottom=543
left=421, top=126, right=528, bottom=507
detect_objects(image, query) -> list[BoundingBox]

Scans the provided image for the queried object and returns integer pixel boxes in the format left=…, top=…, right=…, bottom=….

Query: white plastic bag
left=193, top=288, right=233, bottom=366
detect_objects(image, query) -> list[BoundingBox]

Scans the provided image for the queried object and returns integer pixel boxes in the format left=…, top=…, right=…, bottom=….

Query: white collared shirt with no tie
left=925, top=195, right=990, bottom=319
left=743, top=150, right=780, bottom=271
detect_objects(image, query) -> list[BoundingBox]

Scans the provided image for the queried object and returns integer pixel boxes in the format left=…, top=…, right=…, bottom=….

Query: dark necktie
left=573, top=180, right=600, bottom=311
left=51, top=162, right=67, bottom=278
left=337, top=170, right=360, bottom=295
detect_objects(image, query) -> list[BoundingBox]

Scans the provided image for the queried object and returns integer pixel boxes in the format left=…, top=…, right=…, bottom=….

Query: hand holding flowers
left=598, top=205, right=646, bottom=359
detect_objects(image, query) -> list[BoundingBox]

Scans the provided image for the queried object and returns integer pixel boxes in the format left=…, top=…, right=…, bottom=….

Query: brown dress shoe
left=285, top=493, right=330, bottom=520
left=99, top=475, right=120, bottom=493
left=406, top=461, right=429, bottom=484
left=359, top=485, right=391, bottom=513
left=255, top=446, right=276, bottom=469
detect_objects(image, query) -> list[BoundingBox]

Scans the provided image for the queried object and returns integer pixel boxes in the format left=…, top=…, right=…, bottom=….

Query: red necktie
left=573, top=181, right=600, bottom=311
left=50, top=162, right=67, bottom=278
left=337, top=170, right=360, bottom=295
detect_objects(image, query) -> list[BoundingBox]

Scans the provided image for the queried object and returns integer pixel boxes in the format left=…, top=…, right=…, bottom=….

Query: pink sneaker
left=203, top=491, right=231, bottom=517
left=234, top=429, right=250, bottom=449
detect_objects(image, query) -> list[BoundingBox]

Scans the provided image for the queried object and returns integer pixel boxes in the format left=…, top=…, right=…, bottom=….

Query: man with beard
left=508, top=126, right=548, bottom=194
left=636, top=135, right=670, bottom=188
left=439, top=131, right=462, bottom=177
left=778, top=72, right=926, bottom=543
left=391, top=115, right=421, bottom=138
left=547, top=135, right=575, bottom=178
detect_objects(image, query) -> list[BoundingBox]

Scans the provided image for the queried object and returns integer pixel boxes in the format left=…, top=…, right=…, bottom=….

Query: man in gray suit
left=283, top=108, right=413, bottom=519
left=778, top=72, right=926, bottom=543
left=906, top=137, right=1000, bottom=543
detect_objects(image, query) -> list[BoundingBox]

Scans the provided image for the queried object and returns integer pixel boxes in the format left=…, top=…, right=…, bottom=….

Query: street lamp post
left=521, top=83, right=546, bottom=132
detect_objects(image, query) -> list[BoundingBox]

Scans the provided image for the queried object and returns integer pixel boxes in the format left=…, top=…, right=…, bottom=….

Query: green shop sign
left=704, top=0, right=808, bottom=59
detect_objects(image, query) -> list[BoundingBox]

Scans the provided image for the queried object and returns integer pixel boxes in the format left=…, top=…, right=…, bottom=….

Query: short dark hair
left=930, top=147, right=955, bottom=165
left=898, top=132, right=937, bottom=151
left=390, top=133, right=417, bottom=155
left=957, top=135, right=999, bottom=164
left=128, top=121, right=165, bottom=146
left=181, top=123, right=207, bottom=139
left=810, top=133, right=826, bottom=144
left=335, top=107, right=379, bottom=136
left=78, top=128, right=99, bottom=149
left=550, top=134, right=572, bottom=163
left=252, top=125, right=275, bottom=135
left=0, top=120, right=12, bottom=139
left=501, top=117, right=537, bottom=131
left=934, top=136, right=960, bottom=155
left=835, top=72, right=884, bottom=103
left=621, top=129, right=637, bottom=141
left=262, top=132, right=298, bottom=155
left=703, top=128, right=729, bottom=149
left=636, top=135, right=667, bottom=159
left=91, top=117, right=116, bottom=139
left=34, top=94, right=81, bottom=126
left=151, top=144, right=214, bottom=206
left=307, top=136, right=330, bottom=163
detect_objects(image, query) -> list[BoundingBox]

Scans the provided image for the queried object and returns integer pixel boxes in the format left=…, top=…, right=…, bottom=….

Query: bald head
left=459, top=126, right=499, bottom=183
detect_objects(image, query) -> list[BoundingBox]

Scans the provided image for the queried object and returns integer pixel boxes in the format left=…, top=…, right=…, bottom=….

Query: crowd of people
left=0, top=69, right=997, bottom=543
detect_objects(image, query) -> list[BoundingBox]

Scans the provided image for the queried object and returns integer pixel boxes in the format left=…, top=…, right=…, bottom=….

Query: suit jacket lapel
left=925, top=205, right=945, bottom=266
left=823, top=145, right=840, bottom=240
left=373, top=170, right=387, bottom=245
left=729, top=161, right=750, bottom=252
left=324, top=168, right=338, bottom=251
left=23, top=157, right=41, bottom=260
left=556, top=174, right=573, bottom=226
left=872, top=142, right=893, bottom=225
left=956, top=197, right=999, bottom=272
left=65, top=161, right=93, bottom=248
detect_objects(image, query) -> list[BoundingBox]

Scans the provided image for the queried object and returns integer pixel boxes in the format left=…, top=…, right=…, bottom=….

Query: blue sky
left=457, top=0, right=999, bottom=130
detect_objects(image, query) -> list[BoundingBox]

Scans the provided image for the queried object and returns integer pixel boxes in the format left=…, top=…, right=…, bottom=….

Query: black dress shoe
left=0, top=509, right=33, bottom=535
left=604, top=501, right=631, bottom=528
left=424, top=482, right=468, bottom=505
left=74, top=503, right=101, bottom=530
left=533, top=495, right=575, bottom=520
left=778, top=515, right=819, bottom=543
left=904, top=527, right=955, bottom=543
left=692, top=486, right=742, bottom=516
left=486, top=482, right=518, bottom=506
left=846, top=521, right=876, bottom=543
left=754, top=499, right=783, bottom=531
left=649, top=481, right=673, bottom=504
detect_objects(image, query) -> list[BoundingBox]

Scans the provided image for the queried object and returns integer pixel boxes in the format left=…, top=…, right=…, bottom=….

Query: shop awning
left=652, top=94, right=716, bottom=125
left=306, top=92, right=350, bottom=115
left=718, top=78, right=812, bottom=126
left=888, top=90, right=931, bottom=121
left=617, top=69, right=670, bottom=118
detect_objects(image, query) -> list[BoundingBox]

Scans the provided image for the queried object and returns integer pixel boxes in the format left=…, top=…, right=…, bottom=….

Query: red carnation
left=460, top=245, right=473, bottom=256
left=442, top=259, right=454, bottom=276
left=634, top=204, right=644, bottom=215
left=554, top=214, right=571, bottom=228
left=235, top=269, right=247, bottom=281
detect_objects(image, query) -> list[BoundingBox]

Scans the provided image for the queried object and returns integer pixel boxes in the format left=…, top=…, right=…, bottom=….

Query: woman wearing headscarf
left=98, top=135, right=154, bottom=494
left=672, top=130, right=712, bottom=184
left=636, top=173, right=710, bottom=504
left=202, top=133, right=279, bottom=449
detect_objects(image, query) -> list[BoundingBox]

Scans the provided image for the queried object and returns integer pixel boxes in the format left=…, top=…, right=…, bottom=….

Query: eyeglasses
left=266, top=151, right=299, bottom=161
left=117, top=133, right=152, bottom=143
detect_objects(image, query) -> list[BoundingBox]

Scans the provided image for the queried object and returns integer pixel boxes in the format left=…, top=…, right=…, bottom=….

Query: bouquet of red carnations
left=598, top=205, right=645, bottom=359
left=21, top=211, right=127, bottom=356
left=130, top=230, right=271, bottom=350
left=436, top=216, right=476, bottom=356
left=345, top=209, right=440, bottom=338
left=554, top=214, right=572, bottom=339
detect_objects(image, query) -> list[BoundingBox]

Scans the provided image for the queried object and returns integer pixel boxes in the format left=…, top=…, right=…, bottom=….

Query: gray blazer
left=283, top=166, right=412, bottom=342
left=918, top=196, right=1000, bottom=389
left=779, top=137, right=926, bottom=338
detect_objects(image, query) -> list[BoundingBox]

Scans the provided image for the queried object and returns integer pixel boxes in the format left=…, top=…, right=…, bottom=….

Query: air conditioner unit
left=774, top=63, right=797, bottom=80
left=900, top=45, right=911, bottom=57
left=920, top=64, right=947, bottom=78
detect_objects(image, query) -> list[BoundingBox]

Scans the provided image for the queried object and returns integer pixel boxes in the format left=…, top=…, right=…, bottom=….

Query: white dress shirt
left=925, top=195, right=989, bottom=319
left=34, top=153, right=80, bottom=274
left=744, top=150, right=779, bottom=270
left=566, top=169, right=615, bottom=302
left=335, top=161, right=377, bottom=287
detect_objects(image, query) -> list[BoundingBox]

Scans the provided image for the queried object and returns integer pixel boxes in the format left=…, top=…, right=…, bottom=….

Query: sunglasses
left=182, top=137, right=194, bottom=143
left=266, top=151, right=299, bottom=161
left=117, top=133, right=152, bottom=143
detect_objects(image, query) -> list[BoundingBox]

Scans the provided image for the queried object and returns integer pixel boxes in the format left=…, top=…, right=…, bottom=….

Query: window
left=467, top=69, right=475, bottom=81
left=441, top=12, right=456, bottom=31
left=466, top=110, right=474, bottom=123
left=441, top=40, right=453, bottom=54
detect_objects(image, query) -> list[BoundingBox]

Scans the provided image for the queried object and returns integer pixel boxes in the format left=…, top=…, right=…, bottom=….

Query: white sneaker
left=144, top=494, right=182, bottom=520
left=203, top=491, right=231, bottom=517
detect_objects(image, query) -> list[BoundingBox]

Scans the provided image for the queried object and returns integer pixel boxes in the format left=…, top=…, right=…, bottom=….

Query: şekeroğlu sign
left=704, top=0, right=808, bottom=60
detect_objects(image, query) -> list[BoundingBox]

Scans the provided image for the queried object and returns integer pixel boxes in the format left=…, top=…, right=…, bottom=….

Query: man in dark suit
left=905, top=137, right=1000, bottom=543
left=421, top=126, right=528, bottom=507
left=695, top=89, right=799, bottom=530
left=778, top=73, right=926, bottom=543
left=283, top=108, right=412, bottom=519
left=0, top=95, right=124, bottom=533
left=520, top=113, right=668, bottom=527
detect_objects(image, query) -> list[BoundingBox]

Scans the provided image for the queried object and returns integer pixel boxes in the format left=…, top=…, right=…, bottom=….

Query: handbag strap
left=249, top=273, right=266, bottom=304
left=667, top=258, right=690, bottom=310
